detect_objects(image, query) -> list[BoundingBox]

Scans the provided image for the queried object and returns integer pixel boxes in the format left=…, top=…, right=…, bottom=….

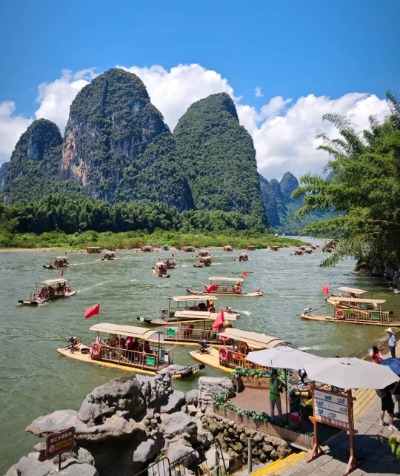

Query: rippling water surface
left=1, top=240, right=399, bottom=473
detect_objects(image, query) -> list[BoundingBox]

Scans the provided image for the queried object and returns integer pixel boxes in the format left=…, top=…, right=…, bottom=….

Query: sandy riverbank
left=0, top=246, right=226, bottom=253
left=0, top=248, right=63, bottom=253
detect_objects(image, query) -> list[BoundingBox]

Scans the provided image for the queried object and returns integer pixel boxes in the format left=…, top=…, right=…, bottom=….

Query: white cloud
left=0, top=101, right=32, bottom=164
left=254, top=86, right=264, bottom=97
left=119, top=63, right=234, bottom=129
left=34, top=69, right=96, bottom=133
left=260, top=96, right=292, bottom=120
left=238, top=93, right=391, bottom=180
left=0, top=64, right=392, bottom=183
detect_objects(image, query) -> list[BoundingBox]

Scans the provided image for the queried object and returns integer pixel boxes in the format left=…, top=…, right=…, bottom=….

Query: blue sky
left=0, top=0, right=399, bottom=179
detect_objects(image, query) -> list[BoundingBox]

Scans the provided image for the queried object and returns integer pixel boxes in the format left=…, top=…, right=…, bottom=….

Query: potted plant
left=233, top=367, right=271, bottom=388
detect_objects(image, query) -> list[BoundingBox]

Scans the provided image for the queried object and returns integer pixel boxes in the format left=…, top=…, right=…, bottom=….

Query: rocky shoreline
left=5, top=374, right=291, bottom=476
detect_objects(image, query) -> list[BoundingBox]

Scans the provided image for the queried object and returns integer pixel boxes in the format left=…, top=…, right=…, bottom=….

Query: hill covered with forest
left=0, top=67, right=315, bottom=235
left=1, top=68, right=270, bottom=229
left=173, top=93, right=266, bottom=222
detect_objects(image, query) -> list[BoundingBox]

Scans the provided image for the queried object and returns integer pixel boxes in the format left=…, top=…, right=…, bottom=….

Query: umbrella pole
left=285, top=369, right=289, bottom=424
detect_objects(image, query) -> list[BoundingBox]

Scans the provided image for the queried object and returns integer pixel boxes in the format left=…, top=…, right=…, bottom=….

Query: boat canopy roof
left=37, top=278, right=67, bottom=286
left=90, top=323, right=163, bottom=341
left=174, top=310, right=237, bottom=321
left=329, top=296, right=385, bottom=304
left=155, top=262, right=167, bottom=266
left=209, top=277, right=244, bottom=283
left=337, top=286, right=369, bottom=295
left=54, top=256, right=68, bottom=260
left=217, top=328, right=289, bottom=349
left=170, top=295, right=218, bottom=302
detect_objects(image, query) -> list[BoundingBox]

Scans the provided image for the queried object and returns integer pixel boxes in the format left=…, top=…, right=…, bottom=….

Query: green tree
left=293, top=91, right=400, bottom=271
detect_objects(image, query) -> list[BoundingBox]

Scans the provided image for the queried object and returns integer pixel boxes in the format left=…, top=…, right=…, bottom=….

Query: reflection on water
left=1, top=240, right=399, bottom=472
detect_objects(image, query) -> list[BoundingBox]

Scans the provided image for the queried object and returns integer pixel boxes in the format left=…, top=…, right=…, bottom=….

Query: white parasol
left=303, top=357, right=399, bottom=389
left=245, top=346, right=324, bottom=423
left=245, top=346, right=323, bottom=370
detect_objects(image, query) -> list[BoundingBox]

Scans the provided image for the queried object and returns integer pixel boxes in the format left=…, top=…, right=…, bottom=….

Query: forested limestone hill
left=61, top=68, right=193, bottom=210
left=0, top=162, right=8, bottom=190
left=173, top=93, right=266, bottom=226
left=3, top=119, right=82, bottom=203
left=1, top=68, right=309, bottom=233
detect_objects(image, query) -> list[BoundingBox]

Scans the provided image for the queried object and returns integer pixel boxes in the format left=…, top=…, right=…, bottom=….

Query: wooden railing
left=220, top=348, right=265, bottom=370
left=342, top=308, right=390, bottom=323
left=165, top=326, right=219, bottom=342
left=94, top=345, right=159, bottom=370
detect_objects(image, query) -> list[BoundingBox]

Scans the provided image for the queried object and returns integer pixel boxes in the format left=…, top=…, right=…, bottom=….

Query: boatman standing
left=387, top=328, right=396, bottom=358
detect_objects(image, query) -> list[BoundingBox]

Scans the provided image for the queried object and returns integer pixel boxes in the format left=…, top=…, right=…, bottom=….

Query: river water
left=1, top=240, right=399, bottom=473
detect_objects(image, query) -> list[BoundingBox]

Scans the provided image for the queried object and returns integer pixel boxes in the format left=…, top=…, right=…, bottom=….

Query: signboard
left=308, top=384, right=357, bottom=475
left=313, top=388, right=351, bottom=430
left=46, top=427, right=75, bottom=459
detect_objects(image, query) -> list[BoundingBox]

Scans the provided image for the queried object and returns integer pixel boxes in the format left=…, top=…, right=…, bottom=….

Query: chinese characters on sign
left=309, top=386, right=357, bottom=473
left=313, top=389, right=351, bottom=431
left=46, top=427, right=75, bottom=459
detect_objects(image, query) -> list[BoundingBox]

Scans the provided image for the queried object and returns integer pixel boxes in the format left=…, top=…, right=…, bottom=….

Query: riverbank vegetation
left=0, top=228, right=304, bottom=251
left=0, top=195, right=266, bottom=235
left=294, top=91, right=400, bottom=272
left=0, top=193, right=307, bottom=250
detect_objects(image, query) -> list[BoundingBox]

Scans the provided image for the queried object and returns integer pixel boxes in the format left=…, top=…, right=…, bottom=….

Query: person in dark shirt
left=379, top=382, right=397, bottom=430
left=393, top=381, right=400, bottom=417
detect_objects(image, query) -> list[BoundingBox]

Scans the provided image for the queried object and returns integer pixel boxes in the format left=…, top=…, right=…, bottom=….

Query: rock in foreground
left=6, top=374, right=290, bottom=475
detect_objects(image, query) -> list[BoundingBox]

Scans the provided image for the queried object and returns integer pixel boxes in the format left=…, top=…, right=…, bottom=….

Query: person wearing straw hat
left=387, top=328, right=396, bottom=358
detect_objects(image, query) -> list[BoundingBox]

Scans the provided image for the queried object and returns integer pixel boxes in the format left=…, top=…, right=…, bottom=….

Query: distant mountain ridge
left=260, top=171, right=334, bottom=234
left=1, top=67, right=316, bottom=233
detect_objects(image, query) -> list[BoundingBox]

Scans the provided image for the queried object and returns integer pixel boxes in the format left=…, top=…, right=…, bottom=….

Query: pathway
left=233, top=343, right=400, bottom=475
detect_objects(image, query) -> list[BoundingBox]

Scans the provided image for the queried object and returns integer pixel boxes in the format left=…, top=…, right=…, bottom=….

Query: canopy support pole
left=285, top=369, right=289, bottom=424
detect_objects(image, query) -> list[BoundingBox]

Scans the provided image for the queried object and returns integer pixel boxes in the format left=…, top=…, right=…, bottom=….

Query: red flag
left=85, top=303, right=100, bottom=319
left=60, top=268, right=64, bottom=277
left=206, top=283, right=217, bottom=293
left=212, top=308, right=225, bottom=329
left=242, top=271, right=248, bottom=279
left=322, top=285, right=329, bottom=295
